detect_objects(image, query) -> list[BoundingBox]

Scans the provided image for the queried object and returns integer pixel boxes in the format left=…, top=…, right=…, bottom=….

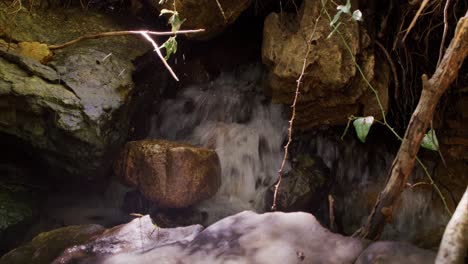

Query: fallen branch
left=354, top=10, right=468, bottom=240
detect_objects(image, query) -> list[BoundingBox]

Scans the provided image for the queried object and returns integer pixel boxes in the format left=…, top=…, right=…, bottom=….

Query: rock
left=149, top=0, right=252, bottom=40
left=0, top=8, right=148, bottom=182
left=52, top=215, right=203, bottom=263
left=266, top=154, right=330, bottom=212
left=5, top=211, right=433, bottom=264
left=262, top=0, right=389, bottom=130
left=53, top=211, right=368, bottom=263
left=0, top=224, right=105, bottom=264
left=114, top=140, right=221, bottom=208
left=355, top=241, right=436, bottom=264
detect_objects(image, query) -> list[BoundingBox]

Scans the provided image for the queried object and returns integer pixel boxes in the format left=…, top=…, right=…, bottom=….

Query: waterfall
left=149, top=65, right=287, bottom=224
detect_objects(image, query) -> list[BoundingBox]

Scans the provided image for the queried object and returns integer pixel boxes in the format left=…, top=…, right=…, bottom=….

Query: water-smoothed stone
left=114, top=140, right=221, bottom=208
left=262, top=0, right=389, bottom=130
left=33, top=211, right=436, bottom=264
left=91, top=211, right=369, bottom=264
left=52, top=215, right=203, bottom=263
left=0, top=224, right=105, bottom=264
left=149, top=0, right=252, bottom=40
left=355, top=241, right=436, bottom=264
left=0, top=8, right=148, bottom=182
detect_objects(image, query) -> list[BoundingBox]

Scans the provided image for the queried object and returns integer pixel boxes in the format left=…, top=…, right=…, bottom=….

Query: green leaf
left=169, top=15, right=186, bottom=32
left=161, top=36, right=178, bottom=60
left=353, top=116, right=374, bottom=143
left=352, top=10, right=363, bottom=21
left=330, top=10, right=343, bottom=27
left=421, top=129, right=439, bottom=151
left=337, top=0, right=351, bottom=14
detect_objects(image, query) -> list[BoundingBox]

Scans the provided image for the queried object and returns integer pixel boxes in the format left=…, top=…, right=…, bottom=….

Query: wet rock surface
left=114, top=140, right=221, bottom=208
left=0, top=7, right=148, bottom=182
left=262, top=0, right=389, bottom=130
left=266, top=154, right=331, bottom=212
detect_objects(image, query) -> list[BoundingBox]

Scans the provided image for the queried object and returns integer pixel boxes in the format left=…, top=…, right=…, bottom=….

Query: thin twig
left=328, top=194, right=337, bottom=232
left=47, top=29, right=205, bottom=50
left=375, top=40, right=399, bottom=99
left=214, top=0, right=228, bottom=23
left=437, top=0, right=451, bottom=67
left=140, top=32, right=179, bottom=81
left=402, top=0, right=429, bottom=43
left=271, top=6, right=324, bottom=210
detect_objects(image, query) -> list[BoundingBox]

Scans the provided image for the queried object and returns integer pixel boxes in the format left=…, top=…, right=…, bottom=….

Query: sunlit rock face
left=46, top=211, right=434, bottom=264
left=0, top=8, right=148, bottom=182
left=262, top=0, right=389, bottom=130
left=114, top=139, right=221, bottom=208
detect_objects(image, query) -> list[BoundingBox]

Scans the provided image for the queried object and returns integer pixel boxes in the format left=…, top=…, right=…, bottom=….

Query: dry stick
left=402, top=0, right=429, bottom=43
left=271, top=9, right=323, bottom=210
left=140, top=32, right=179, bottom=81
left=355, top=10, right=468, bottom=240
left=437, top=0, right=451, bottom=67
left=375, top=40, right=399, bottom=99
left=48, top=29, right=205, bottom=50
left=48, top=29, right=204, bottom=81
left=328, top=194, right=337, bottom=232
left=215, top=0, right=228, bottom=23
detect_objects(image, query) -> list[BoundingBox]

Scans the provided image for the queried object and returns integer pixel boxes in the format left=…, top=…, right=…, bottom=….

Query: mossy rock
left=0, top=224, right=105, bottom=264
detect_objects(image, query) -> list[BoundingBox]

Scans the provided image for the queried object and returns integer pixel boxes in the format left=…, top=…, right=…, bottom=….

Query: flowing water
left=148, top=64, right=449, bottom=244
left=309, top=133, right=450, bottom=246
left=149, top=65, right=288, bottom=224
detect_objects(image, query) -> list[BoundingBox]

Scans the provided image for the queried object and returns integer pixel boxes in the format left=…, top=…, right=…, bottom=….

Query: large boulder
left=149, top=0, right=252, bottom=40
left=114, top=140, right=221, bottom=208
left=0, top=8, right=148, bottom=182
left=262, top=0, right=389, bottom=130
left=46, top=211, right=435, bottom=264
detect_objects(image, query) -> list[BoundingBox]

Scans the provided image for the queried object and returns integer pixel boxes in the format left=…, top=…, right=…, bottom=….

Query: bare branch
left=47, top=29, right=205, bottom=50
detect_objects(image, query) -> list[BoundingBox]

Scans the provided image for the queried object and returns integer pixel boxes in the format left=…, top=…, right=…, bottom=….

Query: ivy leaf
left=352, top=10, right=363, bottom=21
left=421, top=129, right=439, bottom=151
left=337, top=0, right=351, bottom=14
left=353, top=116, right=374, bottom=143
left=161, top=36, right=178, bottom=60
left=169, top=15, right=186, bottom=32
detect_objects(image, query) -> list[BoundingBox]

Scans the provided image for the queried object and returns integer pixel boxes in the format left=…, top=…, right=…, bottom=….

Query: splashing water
left=149, top=65, right=287, bottom=224
left=310, top=132, right=450, bottom=247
